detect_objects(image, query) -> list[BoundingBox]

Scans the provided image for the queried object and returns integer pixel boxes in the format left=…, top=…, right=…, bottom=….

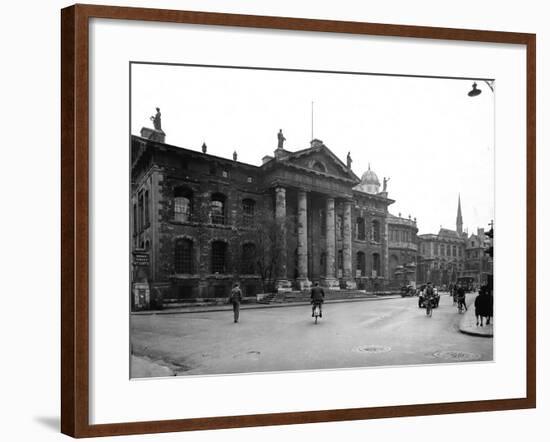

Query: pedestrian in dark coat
left=474, top=289, right=484, bottom=326
left=229, top=282, right=243, bottom=323
left=475, top=285, right=493, bottom=326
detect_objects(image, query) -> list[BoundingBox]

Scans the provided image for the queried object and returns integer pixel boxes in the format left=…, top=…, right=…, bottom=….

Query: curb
left=459, top=329, right=493, bottom=338
left=132, top=295, right=402, bottom=316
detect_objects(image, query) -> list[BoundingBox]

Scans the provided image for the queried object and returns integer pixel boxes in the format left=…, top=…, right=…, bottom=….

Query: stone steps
left=257, top=289, right=388, bottom=304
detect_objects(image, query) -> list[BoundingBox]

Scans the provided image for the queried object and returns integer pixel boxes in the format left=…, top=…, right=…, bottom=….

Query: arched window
left=174, top=186, right=193, bottom=222
left=320, top=252, right=326, bottom=275
left=174, top=238, right=193, bottom=273
left=371, top=220, right=381, bottom=242
left=440, top=244, right=445, bottom=256
left=338, top=250, right=343, bottom=271
left=447, top=244, right=451, bottom=256
left=242, top=199, right=255, bottom=227
left=210, top=193, right=226, bottom=224
left=372, top=253, right=381, bottom=276
left=241, top=243, right=256, bottom=274
left=211, top=241, right=227, bottom=273
left=452, top=245, right=457, bottom=257
left=356, top=252, right=366, bottom=276
left=356, top=217, right=365, bottom=240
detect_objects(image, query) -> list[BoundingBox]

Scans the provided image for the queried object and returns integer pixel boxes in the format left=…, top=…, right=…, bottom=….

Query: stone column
left=296, top=190, right=311, bottom=290
left=383, top=218, right=389, bottom=287
left=342, top=200, right=356, bottom=289
left=322, top=197, right=340, bottom=289
left=275, top=187, right=291, bottom=292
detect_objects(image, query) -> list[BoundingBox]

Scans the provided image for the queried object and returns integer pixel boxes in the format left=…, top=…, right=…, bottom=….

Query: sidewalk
left=458, top=300, right=493, bottom=337
left=132, top=294, right=401, bottom=316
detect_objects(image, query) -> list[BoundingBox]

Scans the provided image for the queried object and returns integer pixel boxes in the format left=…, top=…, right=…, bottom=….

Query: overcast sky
left=131, top=63, right=494, bottom=235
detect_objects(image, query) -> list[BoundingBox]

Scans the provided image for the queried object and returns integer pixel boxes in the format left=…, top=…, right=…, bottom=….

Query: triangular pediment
left=276, top=140, right=360, bottom=183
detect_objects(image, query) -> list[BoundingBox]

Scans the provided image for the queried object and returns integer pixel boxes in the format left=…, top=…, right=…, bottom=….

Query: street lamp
left=468, top=80, right=495, bottom=97
left=468, top=82, right=482, bottom=97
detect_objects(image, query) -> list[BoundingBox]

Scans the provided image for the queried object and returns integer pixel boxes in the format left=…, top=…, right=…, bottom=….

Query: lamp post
left=468, top=80, right=495, bottom=97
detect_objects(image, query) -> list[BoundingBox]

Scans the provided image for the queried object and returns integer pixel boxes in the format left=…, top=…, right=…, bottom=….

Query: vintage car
left=417, top=285, right=440, bottom=308
left=456, top=276, right=475, bottom=293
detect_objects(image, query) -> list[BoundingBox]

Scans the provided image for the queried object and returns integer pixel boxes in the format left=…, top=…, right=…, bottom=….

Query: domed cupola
left=355, top=164, right=381, bottom=194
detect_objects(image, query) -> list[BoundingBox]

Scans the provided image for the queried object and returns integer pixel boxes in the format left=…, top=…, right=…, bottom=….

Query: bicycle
left=457, top=297, right=467, bottom=314
left=312, top=303, right=322, bottom=324
left=425, top=297, right=433, bottom=317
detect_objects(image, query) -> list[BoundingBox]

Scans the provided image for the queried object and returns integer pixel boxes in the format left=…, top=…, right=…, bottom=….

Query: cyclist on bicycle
left=456, top=286, right=468, bottom=312
left=310, top=282, right=325, bottom=318
left=424, top=282, right=435, bottom=311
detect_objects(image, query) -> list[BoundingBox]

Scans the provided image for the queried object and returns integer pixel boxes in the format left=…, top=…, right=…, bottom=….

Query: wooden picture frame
left=61, top=3, right=536, bottom=437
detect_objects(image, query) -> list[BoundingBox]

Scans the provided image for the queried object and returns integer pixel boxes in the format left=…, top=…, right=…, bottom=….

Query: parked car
left=418, top=286, right=440, bottom=308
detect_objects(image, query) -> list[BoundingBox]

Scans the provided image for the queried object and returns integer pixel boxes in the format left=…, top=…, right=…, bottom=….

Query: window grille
left=242, top=199, right=255, bottom=227
left=211, top=241, right=227, bottom=273
left=174, top=238, right=193, bottom=273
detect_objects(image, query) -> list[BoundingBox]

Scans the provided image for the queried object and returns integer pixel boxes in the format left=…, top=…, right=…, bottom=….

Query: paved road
left=130, top=292, right=492, bottom=377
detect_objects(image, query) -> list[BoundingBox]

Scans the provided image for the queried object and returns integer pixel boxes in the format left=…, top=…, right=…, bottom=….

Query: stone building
left=387, top=213, right=419, bottom=288
left=131, top=125, right=396, bottom=308
left=416, top=196, right=492, bottom=287
left=463, top=228, right=493, bottom=286
left=417, top=229, right=465, bottom=287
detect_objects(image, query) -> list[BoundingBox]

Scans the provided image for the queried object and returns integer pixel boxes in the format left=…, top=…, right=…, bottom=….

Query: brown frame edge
left=61, top=3, right=536, bottom=438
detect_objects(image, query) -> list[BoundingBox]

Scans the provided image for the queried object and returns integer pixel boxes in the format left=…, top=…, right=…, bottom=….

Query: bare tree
left=239, top=210, right=295, bottom=293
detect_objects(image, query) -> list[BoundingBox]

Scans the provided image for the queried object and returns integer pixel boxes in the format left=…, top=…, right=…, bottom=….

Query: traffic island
left=458, top=302, right=493, bottom=337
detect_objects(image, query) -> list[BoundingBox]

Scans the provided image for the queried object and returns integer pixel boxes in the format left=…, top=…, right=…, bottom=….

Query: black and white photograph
left=130, top=62, right=495, bottom=378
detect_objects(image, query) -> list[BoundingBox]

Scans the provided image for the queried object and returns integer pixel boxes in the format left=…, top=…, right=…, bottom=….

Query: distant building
left=463, top=228, right=493, bottom=285
left=417, top=196, right=493, bottom=287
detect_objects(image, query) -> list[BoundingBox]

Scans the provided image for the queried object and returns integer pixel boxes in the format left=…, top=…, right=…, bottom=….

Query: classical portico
left=265, top=139, right=361, bottom=291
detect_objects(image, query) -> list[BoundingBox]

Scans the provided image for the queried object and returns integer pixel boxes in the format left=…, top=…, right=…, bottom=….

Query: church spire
left=456, top=194, right=463, bottom=235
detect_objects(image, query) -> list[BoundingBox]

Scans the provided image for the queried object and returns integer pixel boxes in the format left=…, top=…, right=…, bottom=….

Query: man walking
left=229, top=282, right=243, bottom=323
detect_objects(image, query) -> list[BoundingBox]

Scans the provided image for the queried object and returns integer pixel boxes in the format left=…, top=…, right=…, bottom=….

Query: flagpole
left=311, top=101, right=314, bottom=140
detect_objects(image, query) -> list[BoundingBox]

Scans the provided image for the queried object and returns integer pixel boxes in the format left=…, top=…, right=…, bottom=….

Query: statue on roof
left=277, top=129, right=286, bottom=149
left=150, top=107, right=162, bottom=131
left=346, top=151, right=352, bottom=168
left=383, top=176, right=390, bottom=192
